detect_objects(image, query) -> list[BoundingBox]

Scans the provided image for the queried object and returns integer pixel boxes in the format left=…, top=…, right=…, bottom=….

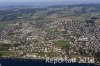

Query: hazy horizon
left=0, top=0, right=100, bottom=7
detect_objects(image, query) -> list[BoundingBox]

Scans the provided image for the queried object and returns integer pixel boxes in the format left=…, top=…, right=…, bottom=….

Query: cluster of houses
left=0, top=17, right=100, bottom=63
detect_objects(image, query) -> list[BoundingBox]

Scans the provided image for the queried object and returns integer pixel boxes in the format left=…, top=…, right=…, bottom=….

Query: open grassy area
left=0, top=21, right=9, bottom=28
left=0, top=44, right=15, bottom=57
left=0, top=51, right=15, bottom=56
left=54, top=40, right=70, bottom=49
left=0, top=44, right=12, bottom=51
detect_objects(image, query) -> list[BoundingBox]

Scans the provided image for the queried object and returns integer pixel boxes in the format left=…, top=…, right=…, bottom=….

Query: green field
left=0, top=22, right=8, bottom=28
left=54, top=40, right=70, bottom=49
left=0, top=51, right=15, bottom=56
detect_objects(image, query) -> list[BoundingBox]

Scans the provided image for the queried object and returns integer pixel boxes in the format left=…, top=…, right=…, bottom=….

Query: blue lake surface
left=0, top=58, right=95, bottom=66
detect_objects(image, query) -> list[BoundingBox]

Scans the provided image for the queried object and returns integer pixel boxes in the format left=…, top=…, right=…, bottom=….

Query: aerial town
left=0, top=4, right=100, bottom=64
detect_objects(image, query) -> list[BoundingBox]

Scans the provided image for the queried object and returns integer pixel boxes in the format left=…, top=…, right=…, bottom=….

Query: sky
left=0, top=0, right=99, bottom=3
left=0, top=0, right=68, bottom=2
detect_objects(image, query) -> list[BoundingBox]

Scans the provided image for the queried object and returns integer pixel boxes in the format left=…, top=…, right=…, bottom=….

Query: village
left=0, top=4, right=100, bottom=64
left=0, top=16, right=99, bottom=63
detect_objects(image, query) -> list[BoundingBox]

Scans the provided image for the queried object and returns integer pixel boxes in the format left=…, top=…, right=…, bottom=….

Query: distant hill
left=0, top=2, right=100, bottom=8
left=48, top=3, right=100, bottom=9
left=68, top=3, right=100, bottom=8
